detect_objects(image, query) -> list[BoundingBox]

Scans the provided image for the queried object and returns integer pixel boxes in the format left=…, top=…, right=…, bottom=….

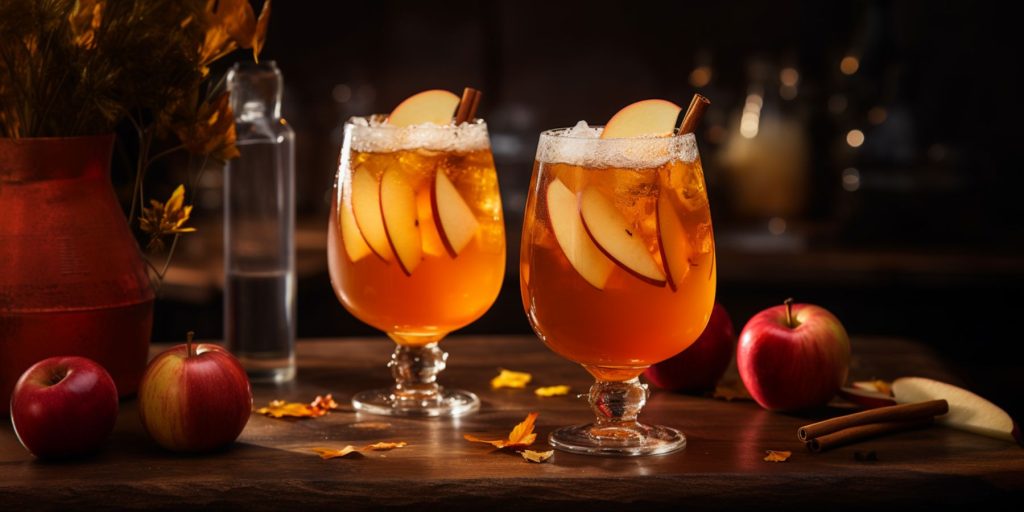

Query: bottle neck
left=228, top=62, right=283, bottom=122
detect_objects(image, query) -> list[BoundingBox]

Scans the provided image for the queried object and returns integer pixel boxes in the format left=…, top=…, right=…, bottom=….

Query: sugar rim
left=535, top=126, right=698, bottom=167
left=344, top=115, right=491, bottom=153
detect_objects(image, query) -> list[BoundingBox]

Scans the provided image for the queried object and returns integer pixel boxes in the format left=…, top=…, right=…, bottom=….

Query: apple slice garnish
left=656, top=188, right=690, bottom=291
left=388, top=90, right=460, bottom=127
left=338, top=181, right=372, bottom=263
left=416, top=189, right=447, bottom=257
left=601, top=99, right=682, bottom=139
left=432, top=170, right=480, bottom=258
left=579, top=186, right=666, bottom=286
left=838, top=387, right=898, bottom=409
left=379, top=167, right=423, bottom=276
left=350, top=166, right=393, bottom=261
left=546, top=178, right=615, bottom=289
left=892, top=377, right=1022, bottom=445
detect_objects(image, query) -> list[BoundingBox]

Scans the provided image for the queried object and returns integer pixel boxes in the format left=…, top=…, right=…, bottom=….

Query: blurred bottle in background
left=224, top=62, right=296, bottom=383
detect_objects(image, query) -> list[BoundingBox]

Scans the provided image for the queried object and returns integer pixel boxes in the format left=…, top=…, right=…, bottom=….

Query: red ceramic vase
left=0, top=135, right=154, bottom=400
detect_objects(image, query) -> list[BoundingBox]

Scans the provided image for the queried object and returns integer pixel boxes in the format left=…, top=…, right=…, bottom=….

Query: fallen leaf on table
left=464, top=412, right=539, bottom=449
left=852, top=380, right=893, bottom=396
left=521, top=449, right=554, bottom=463
left=763, top=450, right=792, bottom=462
left=313, top=441, right=408, bottom=459
left=535, top=385, right=570, bottom=397
left=314, top=446, right=360, bottom=459
left=492, top=369, right=532, bottom=389
left=255, top=393, right=339, bottom=418
left=713, top=379, right=753, bottom=402
left=364, top=441, right=407, bottom=451
left=349, top=422, right=392, bottom=430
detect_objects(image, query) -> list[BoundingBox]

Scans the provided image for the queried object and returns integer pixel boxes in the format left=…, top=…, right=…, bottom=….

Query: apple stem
left=784, top=298, right=795, bottom=328
left=186, top=331, right=195, bottom=359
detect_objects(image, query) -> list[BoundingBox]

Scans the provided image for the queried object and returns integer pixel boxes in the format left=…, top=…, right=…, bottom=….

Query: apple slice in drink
left=656, top=188, right=690, bottom=292
left=892, top=377, right=1022, bottom=445
left=379, top=167, right=423, bottom=276
left=417, top=189, right=447, bottom=257
left=388, top=90, right=461, bottom=127
left=579, top=186, right=666, bottom=286
left=546, top=178, right=615, bottom=289
left=601, top=99, right=682, bottom=139
left=351, top=166, right=393, bottom=261
left=338, top=181, right=372, bottom=263
left=432, top=170, right=480, bottom=258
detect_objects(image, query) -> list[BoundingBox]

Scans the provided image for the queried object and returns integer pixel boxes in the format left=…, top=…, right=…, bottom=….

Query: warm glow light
left=868, top=106, right=887, bottom=125
left=689, top=66, right=712, bottom=88
left=842, top=168, right=860, bottom=191
left=780, top=67, right=799, bottom=87
left=846, top=129, right=865, bottom=147
left=740, top=94, right=762, bottom=139
left=768, top=217, right=787, bottom=235
left=840, top=56, right=860, bottom=75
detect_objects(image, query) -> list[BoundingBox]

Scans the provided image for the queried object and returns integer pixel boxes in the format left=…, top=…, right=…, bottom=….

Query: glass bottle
left=224, top=61, right=296, bottom=383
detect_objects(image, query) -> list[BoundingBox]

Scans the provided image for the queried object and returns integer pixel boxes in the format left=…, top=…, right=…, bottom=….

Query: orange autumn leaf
left=252, top=0, right=271, bottom=62
left=713, top=379, right=753, bottom=402
left=521, top=449, right=554, bottom=463
left=255, top=394, right=339, bottom=418
left=491, top=369, right=531, bottom=390
left=464, top=412, right=538, bottom=450
left=853, top=380, right=893, bottom=396
left=534, top=385, right=570, bottom=397
left=173, top=91, right=239, bottom=161
left=763, top=450, right=792, bottom=462
left=313, top=441, right=408, bottom=459
left=68, top=0, right=104, bottom=49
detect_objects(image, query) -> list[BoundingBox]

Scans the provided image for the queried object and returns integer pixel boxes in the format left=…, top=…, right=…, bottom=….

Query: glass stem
left=388, top=343, right=447, bottom=402
left=588, top=377, right=649, bottom=433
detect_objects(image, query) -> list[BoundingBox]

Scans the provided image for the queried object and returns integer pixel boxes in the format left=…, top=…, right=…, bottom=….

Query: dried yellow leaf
left=534, top=385, right=570, bottom=397
left=255, top=394, right=338, bottom=418
left=713, top=379, right=753, bottom=402
left=521, top=449, right=554, bottom=463
left=464, top=412, right=539, bottom=450
left=139, top=184, right=197, bottom=252
left=252, top=0, right=271, bottom=62
left=364, top=441, right=407, bottom=451
left=313, top=446, right=360, bottom=459
left=492, top=369, right=532, bottom=389
left=763, top=450, right=792, bottom=462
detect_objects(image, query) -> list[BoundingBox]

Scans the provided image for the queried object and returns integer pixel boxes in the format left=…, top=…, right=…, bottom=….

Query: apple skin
left=645, top=303, right=735, bottom=392
left=737, top=301, right=851, bottom=412
left=138, top=343, right=252, bottom=453
left=10, top=356, right=119, bottom=459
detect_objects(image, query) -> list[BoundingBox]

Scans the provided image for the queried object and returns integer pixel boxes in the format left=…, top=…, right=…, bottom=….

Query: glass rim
left=539, top=126, right=695, bottom=143
left=344, top=115, right=487, bottom=130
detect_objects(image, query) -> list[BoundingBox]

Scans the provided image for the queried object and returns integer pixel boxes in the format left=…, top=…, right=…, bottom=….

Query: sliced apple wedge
left=379, top=168, right=423, bottom=276
left=579, top=186, right=666, bottom=286
left=432, top=170, right=480, bottom=258
left=416, top=189, right=447, bottom=257
left=601, top=99, right=682, bottom=139
left=388, top=89, right=460, bottom=127
left=656, top=188, right=690, bottom=292
left=351, top=166, right=393, bottom=261
left=338, top=182, right=372, bottom=263
left=546, top=178, right=614, bottom=289
left=892, top=377, right=1022, bottom=445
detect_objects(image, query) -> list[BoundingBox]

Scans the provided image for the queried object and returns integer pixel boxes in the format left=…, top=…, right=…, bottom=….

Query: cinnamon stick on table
left=807, top=418, right=935, bottom=452
left=798, top=399, right=948, bottom=442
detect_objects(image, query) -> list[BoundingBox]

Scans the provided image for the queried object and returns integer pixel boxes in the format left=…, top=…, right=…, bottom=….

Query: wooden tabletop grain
left=1, top=336, right=1021, bottom=511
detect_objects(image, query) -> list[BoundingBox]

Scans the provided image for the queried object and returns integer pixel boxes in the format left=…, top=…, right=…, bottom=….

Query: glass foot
left=549, top=423, right=686, bottom=456
left=351, top=387, right=480, bottom=417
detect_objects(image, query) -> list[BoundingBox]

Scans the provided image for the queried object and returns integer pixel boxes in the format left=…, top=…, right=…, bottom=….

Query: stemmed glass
left=519, top=126, right=716, bottom=454
left=328, top=117, right=505, bottom=417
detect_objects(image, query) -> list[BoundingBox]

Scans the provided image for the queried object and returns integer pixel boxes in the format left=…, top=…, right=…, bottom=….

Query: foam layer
left=535, top=121, right=697, bottom=168
left=346, top=115, right=490, bottom=153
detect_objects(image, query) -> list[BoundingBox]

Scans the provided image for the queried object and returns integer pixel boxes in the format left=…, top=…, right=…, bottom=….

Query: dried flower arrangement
left=0, top=0, right=271, bottom=282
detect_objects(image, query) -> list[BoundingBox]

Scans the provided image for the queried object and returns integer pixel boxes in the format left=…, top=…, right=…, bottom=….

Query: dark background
left=143, top=2, right=1022, bottom=417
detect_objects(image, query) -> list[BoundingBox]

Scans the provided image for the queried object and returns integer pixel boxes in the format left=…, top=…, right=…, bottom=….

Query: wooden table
left=1, top=336, right=1021, bottom=510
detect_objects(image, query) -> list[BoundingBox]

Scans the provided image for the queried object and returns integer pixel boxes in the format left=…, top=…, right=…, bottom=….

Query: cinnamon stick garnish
left=676, top=93, right=711, bottom=135
left=454, top=87, right=482, bottom=125
left=807, top=418, right=934, bottom=452
left=798, top=399, right=948, bottom=442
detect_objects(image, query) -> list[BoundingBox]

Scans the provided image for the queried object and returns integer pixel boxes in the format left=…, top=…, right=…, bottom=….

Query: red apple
left=138, top=333, right=252, bottom=453
left=737, top=299, right=851, bottom=411
left=645, top=303, right=736, bottom=391
left=10, top=356, right=118, bottom=459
